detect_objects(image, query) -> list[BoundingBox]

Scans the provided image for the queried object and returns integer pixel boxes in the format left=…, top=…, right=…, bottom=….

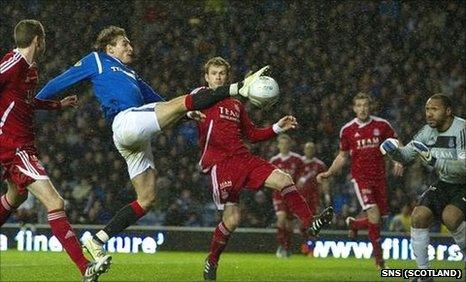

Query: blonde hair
left=14, top=20, right=44, bottom=48
left=352, top=92, right=373, bottom=105
left=204, top=56, right=231, bottom=75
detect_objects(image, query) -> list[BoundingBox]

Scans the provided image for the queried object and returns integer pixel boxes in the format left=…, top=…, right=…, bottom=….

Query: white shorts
left=112, top=103, right=161, bottom=179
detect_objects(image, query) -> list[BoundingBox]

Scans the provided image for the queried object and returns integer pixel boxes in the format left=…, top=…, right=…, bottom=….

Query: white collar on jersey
left=13, top=48, right=34, bottom=66
left=355, top=116, right=373, bottom=128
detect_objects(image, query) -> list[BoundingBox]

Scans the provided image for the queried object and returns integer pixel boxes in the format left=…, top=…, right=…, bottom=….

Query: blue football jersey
left=36, top=52, right=164, bottom=122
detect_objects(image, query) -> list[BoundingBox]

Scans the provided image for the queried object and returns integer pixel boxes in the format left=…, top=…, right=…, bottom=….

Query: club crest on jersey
left=449, top=138, right=455, bottom=148
left=373, top=128, right=380, bottom=136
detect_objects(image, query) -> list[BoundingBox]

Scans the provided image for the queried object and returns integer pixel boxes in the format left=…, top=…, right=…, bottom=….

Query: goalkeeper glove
left=380, top=138, right=399, bottom=155
left=411, top=141, right=436, bottom=166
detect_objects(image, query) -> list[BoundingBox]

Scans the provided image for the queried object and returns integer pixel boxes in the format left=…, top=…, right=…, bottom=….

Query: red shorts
left=209, top=154, right=276, bottom=210
left=351, top=178, right=388, bottom=216
left=0, top=145, right=48, bottom=195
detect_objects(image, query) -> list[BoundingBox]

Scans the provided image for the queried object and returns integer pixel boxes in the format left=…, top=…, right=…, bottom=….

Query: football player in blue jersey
left=36, top=25, right=269, bottom=266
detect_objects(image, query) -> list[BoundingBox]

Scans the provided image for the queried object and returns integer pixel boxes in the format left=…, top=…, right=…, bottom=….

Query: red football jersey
left=269, top=152, right=304, bottom=182
left=339, top=116, right=396, bottom=181
left=0, top=50, right=38, bottom=146
left=0, top=50, right=60, bottom=148
left=298, top=156, right=326, bottom=198
left=191, top=87, right=276, bottom=172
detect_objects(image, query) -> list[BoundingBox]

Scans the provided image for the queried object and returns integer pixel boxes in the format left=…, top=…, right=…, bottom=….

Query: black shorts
left=419, top=180, right=466, bottom=219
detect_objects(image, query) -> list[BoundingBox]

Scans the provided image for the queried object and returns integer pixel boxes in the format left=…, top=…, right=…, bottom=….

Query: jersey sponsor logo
left=432, top=150, right=455, bottom=159
left=219, top=180, right=232, bottom=189
left=356, top=137, right=380, bottom=149
left=218, top=106, right=240, bottom=122
left=110, top=66, right=136, bottom=80
left=427, top=136, right=456, bottom=149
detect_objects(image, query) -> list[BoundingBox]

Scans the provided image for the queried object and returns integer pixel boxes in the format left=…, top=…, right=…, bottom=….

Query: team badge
left=448, top=138, right=455, bottom=148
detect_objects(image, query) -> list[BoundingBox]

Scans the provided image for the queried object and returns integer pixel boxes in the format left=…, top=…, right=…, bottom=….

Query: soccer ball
left=248, top=76, right=280, bottom=108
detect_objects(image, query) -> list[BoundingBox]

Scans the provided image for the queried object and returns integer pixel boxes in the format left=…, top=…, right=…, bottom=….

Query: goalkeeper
left=380, top=94, right=466, bottom=275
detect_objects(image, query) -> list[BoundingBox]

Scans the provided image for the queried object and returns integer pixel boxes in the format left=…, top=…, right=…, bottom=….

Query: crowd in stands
left=1, top=1, right=464, bottom=233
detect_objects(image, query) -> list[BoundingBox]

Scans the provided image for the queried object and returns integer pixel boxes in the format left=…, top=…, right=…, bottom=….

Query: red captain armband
left=32, top=98, right=62, bottom=110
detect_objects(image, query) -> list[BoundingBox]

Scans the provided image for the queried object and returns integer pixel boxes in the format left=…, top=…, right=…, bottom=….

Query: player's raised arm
left=36, top=53, right=98, bottom=100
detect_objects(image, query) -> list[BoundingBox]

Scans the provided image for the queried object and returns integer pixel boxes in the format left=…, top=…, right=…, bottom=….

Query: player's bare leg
left=0, top=181, right=28, bottom=226
left=442, top=205, right=465, bottom=255
left=411, top=206, right=434, bottom=271
left=205, top=204, right=240, bottom=281
left=85, top=168, right=155, bottom=262
left=265, top=169, right=333, bottom=236
left=27, top=180, right=111, bottom=280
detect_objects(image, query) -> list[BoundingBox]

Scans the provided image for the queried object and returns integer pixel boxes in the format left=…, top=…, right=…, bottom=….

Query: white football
left=248, top=76, right=280, bottom=108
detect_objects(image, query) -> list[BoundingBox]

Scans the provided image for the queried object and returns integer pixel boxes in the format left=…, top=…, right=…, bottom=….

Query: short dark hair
left=429, top=93, right=454, bottom=111
left=14, top=20, right=45, bottom=48
left=94, top=26, right=127, bottom=52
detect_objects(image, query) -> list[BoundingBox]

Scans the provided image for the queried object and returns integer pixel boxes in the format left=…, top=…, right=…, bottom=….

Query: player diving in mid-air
left=35, top=25, right=270, bottom=271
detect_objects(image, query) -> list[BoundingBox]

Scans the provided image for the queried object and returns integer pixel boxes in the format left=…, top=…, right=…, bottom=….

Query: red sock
left=48, top=210, right=89, bottom=274
left=0, top=195, right=14, bottom=227
left=184, top=95, right=194, bottom=110
left=208, top=222, right=231, bottom=265
left=352, top=217, right=369, bottom=230
left=277, top=227, right=287, bottom=249
left=281, top=185, right=312, bottom=227
left=368, top=222, right=383, bottom=265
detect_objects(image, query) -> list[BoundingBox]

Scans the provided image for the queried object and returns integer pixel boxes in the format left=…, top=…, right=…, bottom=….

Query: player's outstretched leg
left=82, top=255, right=112, bottom=282
left=308, top=206, right=334, bottom=237
left=187, top=65, right=269, bottom=109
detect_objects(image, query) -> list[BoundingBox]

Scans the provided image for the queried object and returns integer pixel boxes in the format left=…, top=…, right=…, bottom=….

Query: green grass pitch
left=0, top=250, right=463, bottom=281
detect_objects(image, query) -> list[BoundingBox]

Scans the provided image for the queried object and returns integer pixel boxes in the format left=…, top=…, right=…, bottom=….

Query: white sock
left=451, top=221, right=465, bottom=250
left=411, top=227, right=430, bottom=269
left=95, top=230, right=109, bottom=244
